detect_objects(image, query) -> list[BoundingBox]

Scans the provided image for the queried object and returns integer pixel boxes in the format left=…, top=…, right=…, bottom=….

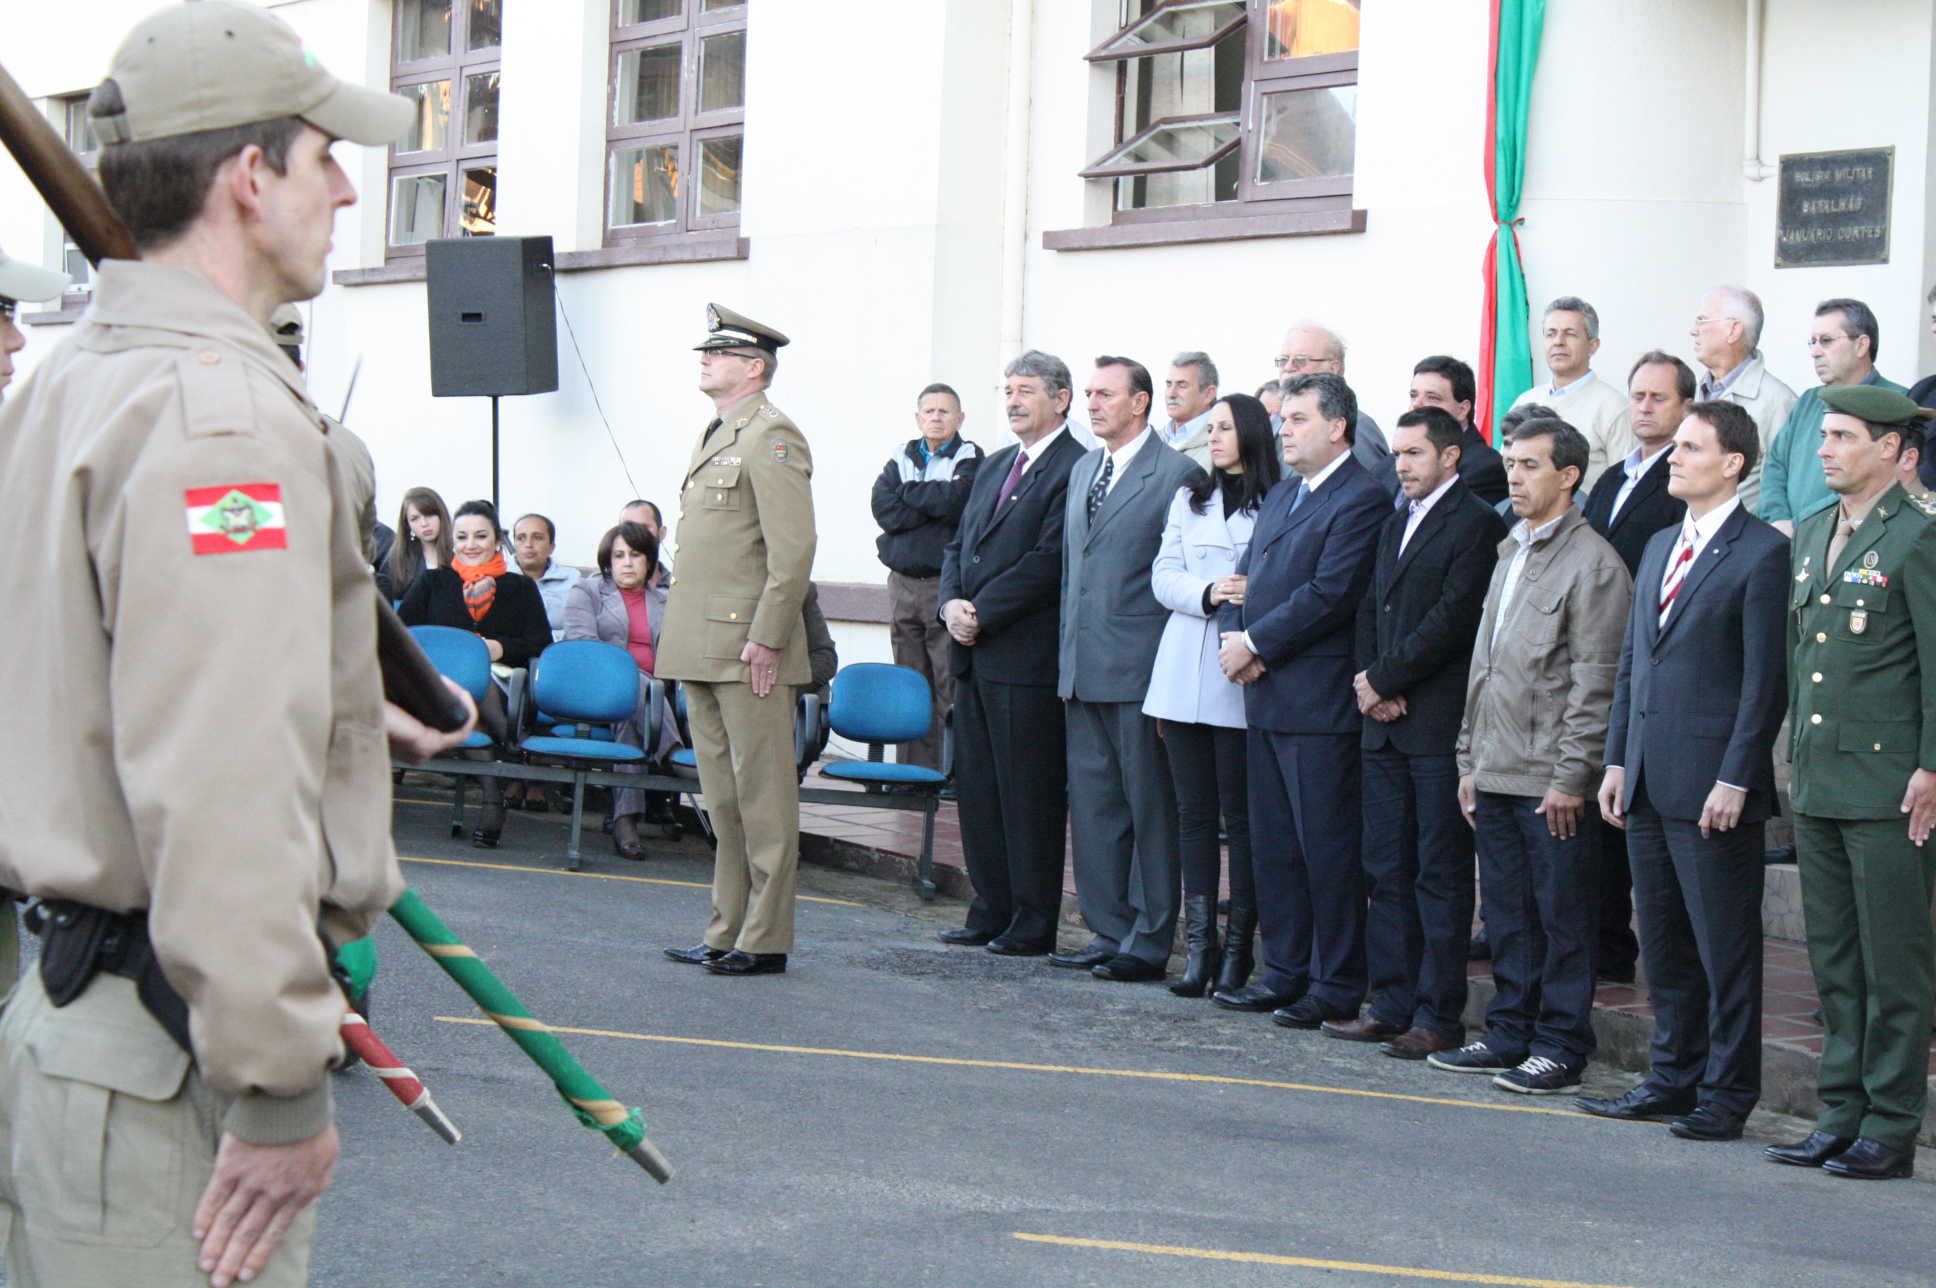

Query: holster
left=25, top=900, right=192, bottom=1054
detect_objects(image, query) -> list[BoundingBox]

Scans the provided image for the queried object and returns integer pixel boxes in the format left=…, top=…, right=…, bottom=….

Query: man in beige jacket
left=1430, top=418, right=1632, bottom=1097
left=0, top=7, right=472, bottom=1286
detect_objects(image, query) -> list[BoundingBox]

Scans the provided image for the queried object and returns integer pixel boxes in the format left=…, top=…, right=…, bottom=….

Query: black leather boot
left=1168, top=894, right=1223, bottom=997
left=1215, top=899, right=1256, bottom=993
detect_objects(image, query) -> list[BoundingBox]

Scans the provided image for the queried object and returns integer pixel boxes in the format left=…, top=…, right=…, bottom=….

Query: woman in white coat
left=1144, top=393, right=1282, bottom=996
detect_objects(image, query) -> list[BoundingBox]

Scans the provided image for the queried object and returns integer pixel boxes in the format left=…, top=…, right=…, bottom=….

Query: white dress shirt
left=1400, top=474, right=1458, bottom=554
left=1101, top=426, right=1154, bottom=495
left=1492, top=511, right=1565, bottom=646
left=1610, top=441, right=1673, bottom=521
left=1016, top=421, right=1070, bottom=478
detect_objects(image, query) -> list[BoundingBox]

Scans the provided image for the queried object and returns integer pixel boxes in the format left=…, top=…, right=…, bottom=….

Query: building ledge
left=1043, top=206, right=1365, bottom=252
left=556, top=236, right=747, bottom=272
left=815, top=580, right=891, bottom=625
left=332, top=260, right=426, bottom=287
left=23, top=295, right=90, bottom=326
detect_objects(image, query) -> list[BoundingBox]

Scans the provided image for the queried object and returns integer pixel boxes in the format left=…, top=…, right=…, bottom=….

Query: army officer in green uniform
left=1767, top=385, right=1936, bottom=1180
left=659, top=305, right=815, bottom=976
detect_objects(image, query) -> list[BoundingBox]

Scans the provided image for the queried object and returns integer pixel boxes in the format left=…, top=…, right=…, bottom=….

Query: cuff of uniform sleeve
left=223, top=1080, right=335, bottom=1145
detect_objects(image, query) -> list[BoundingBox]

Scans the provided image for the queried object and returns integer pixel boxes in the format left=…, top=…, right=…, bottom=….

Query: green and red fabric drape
left=1475, top=0, right=1545, bottom=439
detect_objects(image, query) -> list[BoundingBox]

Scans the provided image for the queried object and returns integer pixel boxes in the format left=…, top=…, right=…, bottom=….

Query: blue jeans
left=1361, top=749, right=1471, bottom=1038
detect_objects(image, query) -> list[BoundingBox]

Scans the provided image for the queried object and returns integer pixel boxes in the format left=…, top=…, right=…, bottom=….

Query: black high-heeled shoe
left=1168, top=894, right=1223, bottom=997
left=471, top=801, right=506, bottom=849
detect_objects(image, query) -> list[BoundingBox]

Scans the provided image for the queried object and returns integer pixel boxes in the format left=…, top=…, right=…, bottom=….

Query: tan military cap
left=90, top=1, right=413, bottom=148
left=0, top=243, right=70, bottom=303
left=694, top=303, right=790, bottom=353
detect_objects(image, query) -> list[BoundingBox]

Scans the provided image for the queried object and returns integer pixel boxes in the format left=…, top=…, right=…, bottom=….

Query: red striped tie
left=1658, top=536, right=1695, bottom=627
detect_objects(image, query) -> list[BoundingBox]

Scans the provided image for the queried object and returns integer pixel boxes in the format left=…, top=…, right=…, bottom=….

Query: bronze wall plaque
left=1777, top=147, right=1892, bottom=268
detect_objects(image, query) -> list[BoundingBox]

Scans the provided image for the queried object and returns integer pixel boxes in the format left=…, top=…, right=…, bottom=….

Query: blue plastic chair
left=409, top=626, right=499, bottom=837
left=519, top=640, right=657, bottom=870
left=664, top=681, right=829, bottom=847
left=818, top=663, right=947, bottom=896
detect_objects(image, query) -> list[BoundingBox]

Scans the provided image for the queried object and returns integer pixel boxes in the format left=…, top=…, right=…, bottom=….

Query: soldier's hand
left=385, top=680, right=479, bottom=764
left=1536, top=788, right=1585, bottom=839
left=1698, top=781, right=1746, bottom=838
left=193, top=1126, right=339, bottom=1287
left=1598, top=768, right=1626, bottom=829
left=742, top=640, right=783, bottom=698
left=1901, top=767, right=1936, bottom=846
left=942, top=599, right=980, bottom=646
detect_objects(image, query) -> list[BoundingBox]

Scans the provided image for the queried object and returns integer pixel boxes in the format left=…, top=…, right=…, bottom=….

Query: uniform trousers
left=1794, top=812, right=1936, bottom=1153
left=953, top=674, right=1068, bottom=945
left=886, top=572, right=951, bottom=771
left=1474, top=790, right=1600, bottom=1066
left=0, top=972, right=315, bottom=1287
left=1360, top=748, right=1471, bottom=1039
left=685, top=679, right=800, bottom=955
left=1625, top=785, right=1764, bottom=1116
left=1248, top=728, right=1366, bottom=1010
left=1066, top=699, right=1180, bottom=965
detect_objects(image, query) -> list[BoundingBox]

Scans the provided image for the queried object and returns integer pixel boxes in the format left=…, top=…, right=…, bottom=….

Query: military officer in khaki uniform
left=1766, top=386, right=1936, bottom=1181
left=0, top=6, right=471, bottom=1285
left=660, top=305, right=816, bottom=976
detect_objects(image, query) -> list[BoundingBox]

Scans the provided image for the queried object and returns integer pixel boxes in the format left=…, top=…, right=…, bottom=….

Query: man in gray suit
left=1050, top=356, right=1207, bottom=982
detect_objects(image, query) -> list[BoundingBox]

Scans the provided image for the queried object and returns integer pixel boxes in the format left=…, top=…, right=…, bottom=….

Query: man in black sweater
left=873, top=383, right=982, bottom=770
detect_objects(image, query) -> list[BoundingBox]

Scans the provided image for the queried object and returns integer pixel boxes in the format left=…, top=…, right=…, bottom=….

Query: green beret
left=1819, top=384, right=1931, bottom=426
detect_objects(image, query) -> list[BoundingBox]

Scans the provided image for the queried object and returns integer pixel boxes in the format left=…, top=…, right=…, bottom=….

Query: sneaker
left=1426, top=1041, right=1515, bottom=1074
left=1493, top=1055, right=1584, bottom=1095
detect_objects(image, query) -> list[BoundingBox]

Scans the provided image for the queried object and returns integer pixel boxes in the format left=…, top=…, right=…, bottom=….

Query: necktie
left=1287, top=477, right=1309, bottom=513
left=1828, top=517, right=1857, bottom=569
left=1087, top=456, right=1114, bottom=523
left=1657, top=534, right=1695, bottom=627
left=994, top=448, right=1027, bottom=510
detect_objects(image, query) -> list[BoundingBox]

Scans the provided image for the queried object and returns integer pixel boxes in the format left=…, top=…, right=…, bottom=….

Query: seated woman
left=388, top=485, right=453, bottom=603
left=562, top=521, right=679, bottom=860
left=398, top=499, right=551, bottom=848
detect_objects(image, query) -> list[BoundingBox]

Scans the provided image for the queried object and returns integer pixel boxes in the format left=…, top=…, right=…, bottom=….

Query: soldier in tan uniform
left=0, top=6, right=472, bottom=1286
left=660, top=305, right=816, bottom=976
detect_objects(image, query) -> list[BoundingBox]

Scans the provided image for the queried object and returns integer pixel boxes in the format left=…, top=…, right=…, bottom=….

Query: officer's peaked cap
left=694, top=303, right=789, bottom=354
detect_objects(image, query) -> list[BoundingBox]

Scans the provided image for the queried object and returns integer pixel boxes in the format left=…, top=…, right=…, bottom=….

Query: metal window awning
left=1080, top=112, right=1241, bottom=179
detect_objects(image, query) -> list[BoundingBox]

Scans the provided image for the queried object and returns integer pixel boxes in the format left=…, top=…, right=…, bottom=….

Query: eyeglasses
left=1692, top=314, right=1730, bottom=328
left=1272, top=354, right=1330, bottom=371
left=1806, top=333, right=1851, bottom=350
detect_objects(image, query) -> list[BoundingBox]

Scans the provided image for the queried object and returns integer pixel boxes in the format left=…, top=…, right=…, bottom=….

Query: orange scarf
left=454, top=552, right=507, bottom=622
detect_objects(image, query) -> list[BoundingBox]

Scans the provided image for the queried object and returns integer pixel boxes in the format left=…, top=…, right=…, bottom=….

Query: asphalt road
left=311, top=793, right=1933, bottom=1288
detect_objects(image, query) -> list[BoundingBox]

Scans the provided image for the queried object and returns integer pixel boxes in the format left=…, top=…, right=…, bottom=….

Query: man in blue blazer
left=1212, top=373, right=1389, bottom=1025
left=1585, top=400, right=1789, bottom=1140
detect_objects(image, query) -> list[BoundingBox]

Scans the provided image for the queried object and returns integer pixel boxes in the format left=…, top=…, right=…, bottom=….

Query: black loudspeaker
left=425, top=236, right=558, bottom=397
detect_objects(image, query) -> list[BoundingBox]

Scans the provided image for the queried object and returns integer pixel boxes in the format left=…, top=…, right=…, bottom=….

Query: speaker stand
left=490, top=394, right=501, bottom=516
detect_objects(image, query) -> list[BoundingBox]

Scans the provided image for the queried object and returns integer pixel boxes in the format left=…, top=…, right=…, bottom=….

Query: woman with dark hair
left=1143, top=392, right=1281, bottom=996
left=398, top=499, right=551, bottom=847
left=389, top=486, right=454, bottom=602
left=561, top=522, right=680, bottom=860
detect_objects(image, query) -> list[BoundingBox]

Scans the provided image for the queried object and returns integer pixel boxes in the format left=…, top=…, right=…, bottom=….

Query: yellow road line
left=434, top=1016, right=1593, bottom=1118
left=398, top=854, right=861, bottom=906
left=1011, top=1234, right=1646, bottom=1288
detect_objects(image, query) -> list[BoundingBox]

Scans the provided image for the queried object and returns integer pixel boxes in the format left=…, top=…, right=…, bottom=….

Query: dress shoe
left=938, top=926, right=995, bottom=947
left=1381, top=1028, right=1460, bottom=1060
left=1272, top=995, right=1351, bottom=1029
left=1321, top=1015, right=1405, bottom=1042
left=1047, top=943, right=1115, bottom=970
left=1092, top=954, right=1165, bottom=983
left=1427, top=1040, right=1519, bottom=1074
left=985, top=935, right=1054, bottom=956
left=663, top=944, right=727, bottom=965
left=702, top=950, right=788, bottom=976
left=1574, top=1086, right=1698, bottom=1121
left=1821, top=1137, right=1914, bottom=1180
left=1765, top=1131, right=1857, bottom=1168
left=1669, top=1104, right=1745, bottom=1141
left=471, top=801, right=505, bottom=849
left=1211, top=982, right=1303, bottom=1012
left=1764, top=841, right=1797, bottom=865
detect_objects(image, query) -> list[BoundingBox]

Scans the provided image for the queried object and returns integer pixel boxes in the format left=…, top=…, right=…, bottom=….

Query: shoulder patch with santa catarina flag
left=185, top=483, right=287, bottom=554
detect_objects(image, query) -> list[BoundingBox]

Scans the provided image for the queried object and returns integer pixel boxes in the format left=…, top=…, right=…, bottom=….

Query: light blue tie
left=1287, top=477, right=1309, bottom=513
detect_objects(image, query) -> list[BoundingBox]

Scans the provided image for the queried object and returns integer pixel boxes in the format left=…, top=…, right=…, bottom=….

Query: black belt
left=24, top=900, right=192, bottom=1054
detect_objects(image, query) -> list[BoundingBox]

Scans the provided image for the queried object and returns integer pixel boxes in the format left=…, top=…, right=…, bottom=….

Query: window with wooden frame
left=1055, top=0, right=1361, bottom=248
left=387, top=0, right=502, bottom=254
left=604, top=0, right=746, bottom=249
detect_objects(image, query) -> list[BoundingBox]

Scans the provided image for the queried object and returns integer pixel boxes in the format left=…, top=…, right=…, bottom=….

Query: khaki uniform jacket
left=1456, top=505, right=1632, bottom=798
left=658, top=391, right=816, bottom=685
left=1788, top=483, right=1936, bottom=818
left=0, top=262, right=402, bottom=1143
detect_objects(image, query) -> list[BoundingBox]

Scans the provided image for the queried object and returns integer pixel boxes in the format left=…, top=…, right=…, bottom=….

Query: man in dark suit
left=1411, top=355, right=1508, bottom=507
left=1052, top=356, right=1205, bottom=982
left=937, top=351, right=1088, bottom=955
left=1333, top=407, right=1508, bottom=1057
left=1586, top=400, right=1789, bottom=1141
left=1211, top=373, right=1389, bottom=1026
left=1580, top=350, right=1693, bottom=984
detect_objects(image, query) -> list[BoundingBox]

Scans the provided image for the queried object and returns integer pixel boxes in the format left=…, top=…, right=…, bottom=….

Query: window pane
left=621, top=0, right=680, bottom=21
left=614, top=43, right=681, bottom=125
left=398, top=0, right=452, bottom=62
left=1105, top=117, right=1239, bottom=169
left=611, top=144, right=679, bottom=226
left=63, top=241, right=90, bottom=290
left=65, top=99, right=98, bottom=153
left=395, top=81, right=451, bottom=154
left=461, top=166, right=498, bottom=236
left=1122, top=32, right=1242, bottom=131
left=468, top=0, right=502, bottom=50
left=1118, top=151, right=1238, bottom=210
left=465, top=72, right=500, bottom=144
left=1255, top=85, right=1357, bottom=182
left=702, top=0, right=743, bottom=8
left=1263, top=0, right=1361, bottom=61
left=390, top=173, right=447, bottom=244
left=699, top=31, right=745, bottom=113
left=696, top=135, right=741, bottom=217
left=1096, top=1, right=1243, bottom=56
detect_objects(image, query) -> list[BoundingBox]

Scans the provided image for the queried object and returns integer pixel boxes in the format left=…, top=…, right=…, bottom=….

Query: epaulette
left=174, top=343, right=257, bottom=440
left=1911, top=494, right=1936, bottom=517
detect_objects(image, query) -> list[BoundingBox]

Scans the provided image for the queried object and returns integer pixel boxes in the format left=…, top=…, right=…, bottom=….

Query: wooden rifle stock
left=0, top=59, right=469, bottom=733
